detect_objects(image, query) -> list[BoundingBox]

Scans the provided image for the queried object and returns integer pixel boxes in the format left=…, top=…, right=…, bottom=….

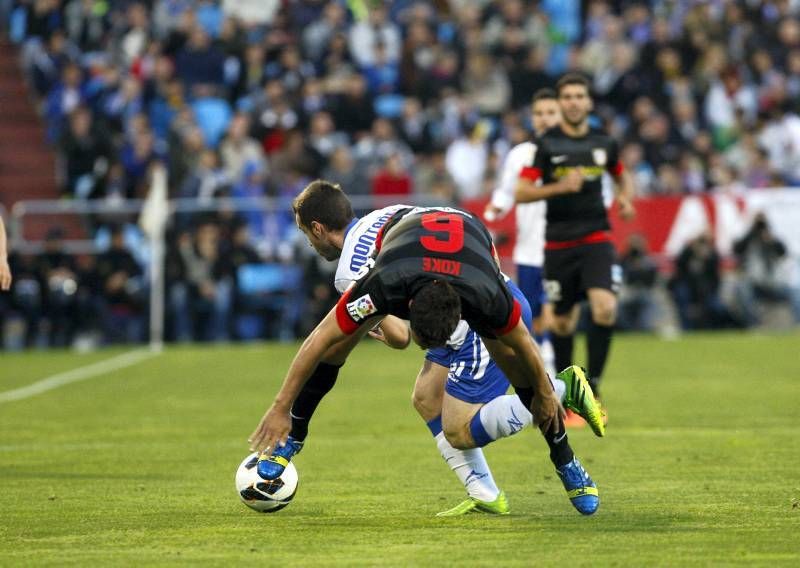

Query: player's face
left=531, top=99, right=561, bottom=135
left=295, top=214, right=341, bottom=261
left=558, top=84, right=592, bottom=127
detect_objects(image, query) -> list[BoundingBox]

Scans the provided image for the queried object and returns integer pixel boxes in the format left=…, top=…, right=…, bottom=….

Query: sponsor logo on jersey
left=346, top=294, right=377, bottom=321
left=553, top=165, right=604, bottom=181
left=423, top=257, right=462, bottom=276
left=348, top=212, right=396, bottom=273
left=592, top=148, right=607, bottom=166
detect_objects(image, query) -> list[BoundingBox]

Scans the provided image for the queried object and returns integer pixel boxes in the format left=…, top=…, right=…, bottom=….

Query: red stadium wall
left=462, top=189, right=800, bottom=269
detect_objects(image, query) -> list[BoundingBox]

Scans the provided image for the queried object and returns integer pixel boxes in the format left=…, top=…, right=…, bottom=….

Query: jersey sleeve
left=606, top=138, right=624, bottom=176
left=333, top=274, right=388, bottom=335
left=519, top=137, right=547, bottom=182
left=490, top=143, right=537, bottom=215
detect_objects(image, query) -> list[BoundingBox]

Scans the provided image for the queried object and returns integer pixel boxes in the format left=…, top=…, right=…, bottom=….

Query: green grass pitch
left=1, top=332, right=799, bottom=566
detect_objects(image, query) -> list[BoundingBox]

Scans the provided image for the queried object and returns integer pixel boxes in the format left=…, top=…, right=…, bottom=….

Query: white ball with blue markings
left=235, top=452, right=299, bottom=513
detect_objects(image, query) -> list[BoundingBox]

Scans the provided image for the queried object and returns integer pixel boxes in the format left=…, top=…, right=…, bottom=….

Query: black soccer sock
left=289, top=362, right=342, bottom=441
left=514, top=386, right=534, bottom=410
left=551, top=333, right=574, bottom=373
left=518, top=386, right=574, bottom=467
left=587, top=322, right=613, bottom=397
left=540, top=416, right=574, bottom=468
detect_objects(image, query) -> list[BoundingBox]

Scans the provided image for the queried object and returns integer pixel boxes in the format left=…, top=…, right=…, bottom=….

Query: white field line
left=0, top=349, right=158, bottom=404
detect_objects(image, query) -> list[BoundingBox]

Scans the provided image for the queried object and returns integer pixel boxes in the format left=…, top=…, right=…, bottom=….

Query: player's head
left=408, top=280, right=461, bottom=349
left=530, top=88, right=561, bottom=135
left=556, top=73, right=592, bottom=128
left=293, top=179, right=355, bottom=261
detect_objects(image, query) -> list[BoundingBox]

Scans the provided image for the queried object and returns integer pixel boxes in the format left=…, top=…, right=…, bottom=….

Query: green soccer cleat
left=436, top=490, right=510, bottom=517
left=557, top=365, right=606, bottom=437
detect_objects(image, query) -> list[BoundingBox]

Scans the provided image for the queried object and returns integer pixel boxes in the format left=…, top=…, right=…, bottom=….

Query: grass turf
left=1, top=332, right=799, bottom=566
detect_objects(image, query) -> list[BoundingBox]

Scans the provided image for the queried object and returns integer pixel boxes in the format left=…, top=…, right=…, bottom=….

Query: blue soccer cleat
left=257, top=436, right=304, bottom=480
left=556, top=457, right=599, bottom=515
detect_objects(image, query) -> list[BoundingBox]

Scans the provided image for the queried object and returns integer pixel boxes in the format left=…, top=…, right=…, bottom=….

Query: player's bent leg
left=587, top=288, right=617, bottom=327
left=585, top=288, right=617, bottom=400
left=415, top=359, right=505, bottom=516
left=258, top=327, right=367, bottom=480
left=441, top=392, right=483, bottom=449
left=412, top=360, right=445, bottom=422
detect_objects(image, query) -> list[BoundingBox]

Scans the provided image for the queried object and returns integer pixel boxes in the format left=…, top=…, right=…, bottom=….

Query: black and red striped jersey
left=334, top=207, right=521, bottom=339
left=520, top=126, right=622, bottom=242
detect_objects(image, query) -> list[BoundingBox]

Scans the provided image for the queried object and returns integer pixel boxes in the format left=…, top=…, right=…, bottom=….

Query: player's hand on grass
left=560, top=168, right=583, bottom=194
left=0, top=258, right=11, bottom=291
left=249, top=403, right=291, bottom=456
left=531, top=391, right=565, bottom=435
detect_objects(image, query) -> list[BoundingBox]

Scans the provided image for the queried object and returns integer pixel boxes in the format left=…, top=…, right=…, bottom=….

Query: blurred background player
left=484, top=88, right=561, bottom=378
left=515, top=73, right=635, bottom=421
left=251, top=183, right=605, bottom=515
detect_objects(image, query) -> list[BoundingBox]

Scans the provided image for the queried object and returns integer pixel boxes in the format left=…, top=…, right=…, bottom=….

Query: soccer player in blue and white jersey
left=254, top=181, right=604, bottom=516
left=484, top=88, right=561, bottom=378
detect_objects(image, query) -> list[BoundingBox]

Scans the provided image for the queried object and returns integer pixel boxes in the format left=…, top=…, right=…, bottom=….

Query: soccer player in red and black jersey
left=515, top=73, right=636, bottom=417
left=250, top=202, right=605, bottom=511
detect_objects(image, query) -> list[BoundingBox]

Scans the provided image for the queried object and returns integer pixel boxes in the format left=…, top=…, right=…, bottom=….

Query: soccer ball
left=235, top=452, right=299, bottom=513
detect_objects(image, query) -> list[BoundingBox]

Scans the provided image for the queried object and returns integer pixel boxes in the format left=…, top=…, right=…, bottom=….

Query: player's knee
left=551, top=316, right=575, bottom=336
left=443, top=424, right=474, bottom=450
left=591, top=303, right=617, bottom=326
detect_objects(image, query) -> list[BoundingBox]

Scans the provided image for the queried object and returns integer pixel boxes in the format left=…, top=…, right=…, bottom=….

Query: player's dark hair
left=293, top=179, right=355, bottom=231
left=532, top=88, right=557, bottom=103
left=556, top=73, right=591, bottom=96
left=409, top=280, right=461, bottom=349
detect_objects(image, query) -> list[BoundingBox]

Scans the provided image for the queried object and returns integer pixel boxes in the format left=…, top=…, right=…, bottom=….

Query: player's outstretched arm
left=249, top=308, right=374, bottom=455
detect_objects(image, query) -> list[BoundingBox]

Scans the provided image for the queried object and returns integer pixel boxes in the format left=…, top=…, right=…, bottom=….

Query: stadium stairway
left=0, top=36, right=80, bottom=242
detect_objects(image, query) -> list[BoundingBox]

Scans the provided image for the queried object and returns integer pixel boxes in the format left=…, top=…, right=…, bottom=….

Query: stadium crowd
left=2, top=0, right=800, bottom=347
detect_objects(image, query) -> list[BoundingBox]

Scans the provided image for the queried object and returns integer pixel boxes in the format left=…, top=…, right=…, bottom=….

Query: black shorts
left=543, top=241, right=621, bottom=315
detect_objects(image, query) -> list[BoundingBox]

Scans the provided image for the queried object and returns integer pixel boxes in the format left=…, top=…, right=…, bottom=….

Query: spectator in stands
left=38, top=227, right=80, bottom=347
left=307, top=110, right=348, bottom=161
left=179, top=148, right=230, bottom=202
left=219, top=113, right=268, bottom=183
left=174, top=26, right=225, bottom=93
left=330, top=73, right=375, bottom=138
left=302, top=1, right=348, bottom=63
left=445, top=119, right=490, bottom=201
left=670, top=233, right=738, bottom=330
left=322, top=146, right=369, bottom=199
left=371, top=152, right=412, bottom=200
left=348, top=4, right=400, bottom=68
left=732, top=213, right=799, bottom=326
left=6, top=250, right=43, bottom=348
left=97, top=225, right=144, bottom=343
left=45, top=62, right=89, bottom=141
left=59, top=106, right=112, bottom=199
left=396, top=97, right=433, bottom=155
left=618, top=235, right=659, bottom=332
left=178, top=220, right=233, bottom=342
